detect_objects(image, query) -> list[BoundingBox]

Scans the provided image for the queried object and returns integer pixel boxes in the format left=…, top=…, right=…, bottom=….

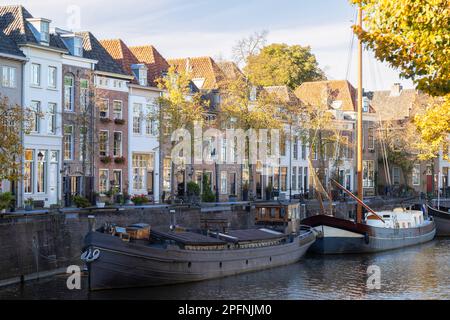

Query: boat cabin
left=255, top=202, right=302, bottom=234
left=366, top=208, right=425, bottom=229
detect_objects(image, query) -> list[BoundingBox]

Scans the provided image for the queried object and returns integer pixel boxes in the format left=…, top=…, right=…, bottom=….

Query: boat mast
left=356, top=5, right=364, bottom=224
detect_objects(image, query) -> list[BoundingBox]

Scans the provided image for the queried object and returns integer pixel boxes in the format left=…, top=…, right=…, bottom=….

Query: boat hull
left=84, top=231, right=316, bottom=291
left=428, top=205, right=450, bottom=236
left=302, top=215, right=436, bottom=255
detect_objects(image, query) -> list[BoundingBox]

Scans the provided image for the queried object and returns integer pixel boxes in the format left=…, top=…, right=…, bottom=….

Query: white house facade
left=128, top=84, right=161, bottom=202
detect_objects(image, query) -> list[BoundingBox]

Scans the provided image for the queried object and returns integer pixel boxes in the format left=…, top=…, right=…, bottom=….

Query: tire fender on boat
left=364, top=233, right=370, bottom=244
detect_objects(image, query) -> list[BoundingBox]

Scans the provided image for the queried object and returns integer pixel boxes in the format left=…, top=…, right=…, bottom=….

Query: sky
left=6, top=0, right=414, bottom=91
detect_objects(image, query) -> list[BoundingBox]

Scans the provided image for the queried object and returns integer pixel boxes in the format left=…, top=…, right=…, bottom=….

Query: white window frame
left=113, top=100, right=123, bottom=120
left=31, top=63, right=41, bottom=87
left=112, top=169, right=122, bottom=192
left=113, top=131, right=123, bottom=157
left=47, top=103, right=56, bottom=134
left=64, top=74, right=74, bottom=111
left=48, top=66, right=57, bottom=89
left=2, top=66, right=17, bottom=88
left=24, top=149, right=34, bottom=194
left=80, top=79, right=89, bottom=112
left=133, top=103, right=142, bottom=134
left=36, top=150, right=47, bottom=194
left=99, top=130, right=109, bottom=157
left=99, top=169, right=109, bottom=194
left=30, top=101, right=40, bottom=133
left=99, top=99, right=109, bottom=118
left=412, top=164, right=421, bottom=186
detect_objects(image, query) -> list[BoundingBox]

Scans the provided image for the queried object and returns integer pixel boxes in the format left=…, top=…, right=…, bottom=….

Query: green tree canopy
left=244, top=43, right=326, bottom=90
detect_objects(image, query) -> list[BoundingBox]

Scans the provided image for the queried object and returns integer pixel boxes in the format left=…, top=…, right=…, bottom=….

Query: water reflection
left=1, top=239, right=449, bottom=300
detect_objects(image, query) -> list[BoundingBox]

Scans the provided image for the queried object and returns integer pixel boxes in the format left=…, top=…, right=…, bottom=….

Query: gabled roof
left=294, top=80, right=357, bottom=112
left=0, top=29, right=25, bottom=58
left=263, top=86, right=301, bottom=105
left=0, top=5, right=67, bottom=51
left=76, top=32, right=127, bottom=76
left=167, top=56, right=225, bottom=90
left=217, top=61, right=244, bottom=81
left=99, top=39, right=139, bottom=82
left=367, top=87, right=419, bottom=121
left=129, top=45, right=170, bottom=86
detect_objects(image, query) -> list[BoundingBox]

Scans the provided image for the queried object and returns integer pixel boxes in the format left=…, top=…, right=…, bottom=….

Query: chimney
left=390, top=83, right=403, bottom=96
left=186, top=57, right=191, bottom=73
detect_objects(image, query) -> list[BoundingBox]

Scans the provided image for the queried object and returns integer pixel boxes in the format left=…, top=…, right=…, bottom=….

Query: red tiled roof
left=129, top=45, right=170, bottom=86
left=294, top=80, right=357, bottom=112
left=263, top=86, right=301, bottom=105
left=217, top=61, right=244, bottom=81
left=167, top=56, right=225, bottom=90
left=99, top=39, right=139, bottom=79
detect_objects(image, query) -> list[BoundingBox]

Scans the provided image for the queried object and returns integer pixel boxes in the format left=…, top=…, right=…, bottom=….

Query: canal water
left=1, top=239, right=449, bottom=300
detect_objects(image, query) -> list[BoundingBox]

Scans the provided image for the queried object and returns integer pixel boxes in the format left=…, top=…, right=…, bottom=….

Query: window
left=304, top=167, right=308, bottom=192
left=133, top=103, right=142, bottom=134
left=64, top=126, right=73, bottom=160
left=47, top=103, right=56, bottom=134
left=340, top=136, right=349, bottom=159
left=163, top=158, right=171, bottom=192
left=31, top=63, right=41, bottom=86
left=79, top=127, right=87, bottom=161
left=412, top=164, right=421, bottom=186
left=280, top=167, right=288, bottom=192
left=292, top=167, right=297, bottom=190
left=139, top=68, right=147, bottom=86
left=30, top=101, right=40, bottom=133
left=48, top=66, right=57, bottom=88
left=221, top=138, right=227, bottom=163
left=368, top=127, right=375, bottom=150
left=113, top=101, right=123, bottom=120
left=393, top=167, right=401, bottom=185
left=302, top=142, right=307, bottom=160
left=37, top=150, right=46, bottom=193
left=99, top=131, right=109, bottom=157
left=145, top=104, right=158, bottom=136
left=80, top=79, right=89, bottom=112
left=298, top=167, right=303, bottom=191
left=99, top=99, right=109, bottom=118
left=24, top=149, right=34, bottom=194
left=293, top=137, right=298, bottom=160
left=220, top=171, right=227, bottom=194
left=73, top=37, right=83, bottom=57
left=112, top=170, right=122, bottom=191
left=363, top=160, right=375, bottom=188
left=40, top=21, right=49, bottom=43
left=64, top=75, right=74, bottom=111
left=2, top=66, right=16, bottom=88
left=113, top=132, right=122, bottom=157
left=132, top=154, right=153, bottom=191
left=99, top=169, right=109, bottom=194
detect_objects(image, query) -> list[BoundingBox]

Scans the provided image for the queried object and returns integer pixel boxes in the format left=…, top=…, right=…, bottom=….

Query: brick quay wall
left=0, top=204, right=255, bottom=287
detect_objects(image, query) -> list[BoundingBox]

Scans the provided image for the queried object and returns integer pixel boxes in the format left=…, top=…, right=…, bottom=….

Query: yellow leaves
left=414, top=95, right=450, bottom=160
left=0, top=95, right=27, bottom=181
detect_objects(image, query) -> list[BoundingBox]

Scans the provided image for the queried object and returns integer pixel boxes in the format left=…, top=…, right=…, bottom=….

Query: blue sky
left=8, top=0, right=414, bottom=91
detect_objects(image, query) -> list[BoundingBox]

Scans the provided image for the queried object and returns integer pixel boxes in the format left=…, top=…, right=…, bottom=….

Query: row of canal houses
left=0, top=5, right=448, bottom=208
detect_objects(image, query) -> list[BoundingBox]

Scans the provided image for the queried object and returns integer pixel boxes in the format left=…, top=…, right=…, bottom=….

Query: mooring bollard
left=88, top=215, right=96, bottom=232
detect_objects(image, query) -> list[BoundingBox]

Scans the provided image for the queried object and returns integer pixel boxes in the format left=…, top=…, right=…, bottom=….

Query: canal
left=1, top=239, right=449, bottom=300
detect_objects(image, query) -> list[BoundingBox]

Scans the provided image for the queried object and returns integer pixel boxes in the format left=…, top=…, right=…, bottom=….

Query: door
left=256, top=172, right=262, bottom=199
left=48, top=163, right=58, bottom=205
left=426, top=166, right=433, bottom=193
left=147, top=171, right=154, bottom=195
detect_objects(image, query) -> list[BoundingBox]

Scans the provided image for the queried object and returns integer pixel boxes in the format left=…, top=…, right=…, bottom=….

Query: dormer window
left=132, top=64, right=148, bottom=86
left=73, top=37, right=83, bottom=57
left=40, top=21, right=49, bottom=43
left=27, top=18, right=51, bottom=45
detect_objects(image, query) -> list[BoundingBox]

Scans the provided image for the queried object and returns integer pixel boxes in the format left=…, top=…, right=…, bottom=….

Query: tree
left=232, top=30, right=268, bottom=68
left=352, top=0, right=450, bottom=158
left=156, top=66, right=206, bottom=202
left=244, top=43, right=326, bottom=90
left=0, top=95, right=31, bottom=182
left=218, top=74, right=282, bottom=200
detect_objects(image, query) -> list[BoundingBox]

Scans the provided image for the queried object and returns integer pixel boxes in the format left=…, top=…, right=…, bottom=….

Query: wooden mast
left=356, top=5, right=364, bottom=224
